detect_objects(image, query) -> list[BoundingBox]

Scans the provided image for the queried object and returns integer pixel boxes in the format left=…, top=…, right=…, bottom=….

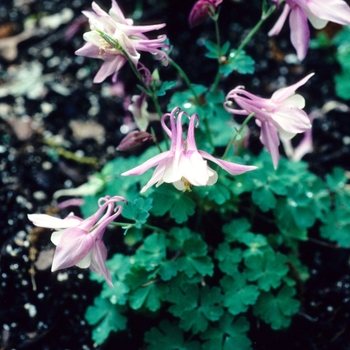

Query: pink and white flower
left=28, top=196, right=126, bottom=287
left=75, top=0, right=168, bottom=83
left=269, top=0, right=350, bottom=60
left=122, top=107, right=257, bottom=192
left=224, top=73, right=314, bottom=168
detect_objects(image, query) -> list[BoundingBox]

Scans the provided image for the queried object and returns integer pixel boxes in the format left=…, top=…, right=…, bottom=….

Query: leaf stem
left=211, top=3, right=277, bottom=91
left=221, top=112, right=255, bottom=161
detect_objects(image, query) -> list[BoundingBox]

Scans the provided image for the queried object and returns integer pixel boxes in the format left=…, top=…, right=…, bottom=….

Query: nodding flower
left=268, top=0, right=350, bottom=61
left=225, top=73, right=314, bottom=168
left=28, top=196, right=127, bottom=287
left=75, top=0, right=168, bottom=83
left=122, top=107, right=257, bottom=192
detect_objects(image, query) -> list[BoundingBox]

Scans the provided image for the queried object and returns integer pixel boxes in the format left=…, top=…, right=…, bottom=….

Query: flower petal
left=27, top=213, right=82, bottom=229
left=268, top=3, right=291, bottom=36
left=271, top=105, right=311, bottom=136
left=93, top=55, right=127, bottom=83
left=51, top=228, right=93, bottom=271
left=180, top=151, right=209, bottom=186
left=259, top=121, right=280, bottom=169
left=199, top=151, right=257, bottom=175
left=271, top=73, right=314, bottom=102
left=289, top=6, right=310, bottom=61
left=307, top=0, right=350, bottom=26
left=91, top=241, right=113, bottom=287
left=121, top=151, right=171, bottom=176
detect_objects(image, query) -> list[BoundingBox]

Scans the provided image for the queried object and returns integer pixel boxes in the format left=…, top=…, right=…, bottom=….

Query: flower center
left=181, top=177, right=192, bottom=192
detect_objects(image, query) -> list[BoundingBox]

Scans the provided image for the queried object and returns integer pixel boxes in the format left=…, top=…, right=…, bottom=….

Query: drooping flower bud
left=189, top=0, right=223, bottom=28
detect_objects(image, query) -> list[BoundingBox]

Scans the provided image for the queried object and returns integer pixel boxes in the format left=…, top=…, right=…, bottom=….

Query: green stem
left=235, top=4, right=276, bottom=58
left=211, top=3, right=277, bottom=91
left=221, top=112, right=255, bottom=161
left=211, top=13, right=222, bottom=92
left=214, top=14, right=221, bottom=59
left=170, top=59, right=201, bottom=105
left=170, top=58, right=215, bottom=148
left=109, top=221, right=168, bottom=235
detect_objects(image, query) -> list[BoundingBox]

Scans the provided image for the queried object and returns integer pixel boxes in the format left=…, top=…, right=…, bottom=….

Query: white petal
left=51, top=229, right=66, bottom=246
left=173, top=180, right=185, bottom=191
left=283, top=94, right=305, bottom=109
left=307, top=12, right=328, bottom=29
left=206, top=168, right=218, bottom=186
left=75, top=251, right=92, bottom=268
left=28, top=214, right=79, bottom=229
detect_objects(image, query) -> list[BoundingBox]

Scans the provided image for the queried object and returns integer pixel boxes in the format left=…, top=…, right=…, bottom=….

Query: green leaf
left=167, top=84, right=207, bottom=115
left=167, top=227, right=194, bottom=250
left=219, top=50, right=255, bottom=76
left=129, top=282, right=168, bottom=311
left=335, top=71, right=350, bottom=100
left=240, top=233, right=269, bottom=258
left=203, top=40, right=229, bottom=59
left=151, top=184, right=196, bottom=224
left=201, top=313, right=252, bottom=350
left=158, top=260, right=178, bottom=281
left=101, top=280, right=130, bottom=305
left=177, top=237, right=214, bottom=278
left=252, top=186, right=277, bottom=212
left=245, top=251, right=289, bottom=291
left=253, top=286, right=300, bottom=330
left=221, top=274, right=260, bottom=315
left=125, top=267, right=168, bottom=311
left=81, top=144, right=163, bottom=217
left=222, top=218, right=251, bottom=243
left=215, top=243, right=242, bottom=276
left=145, top=320, right=201, bottom=350
left=134, top=233, right=166, bottom=271
left=326, top=167, right=348, bottom=191
left=167, top=284, right=224, bottom=334
left=195, top=178, right=232, bottom=205
left=85, top=297, right=127, bottom=345
left=156, top=80, right=177, bottom=96
left=90, top=254, right=131, bottom=305
left=320, top=209, right=350, bottom=247
left=122, top=197, right=153, bottom=228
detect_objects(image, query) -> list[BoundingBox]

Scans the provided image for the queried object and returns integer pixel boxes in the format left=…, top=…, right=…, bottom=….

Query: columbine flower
left=189, top=0, right=223, bottom=27
left=27, top=196, right=126, bottom=287
left=75, top=0, right=168, bottom=83
left=269, top=0, right=350, bottom=60
left=121, top=107, right=256, bottom=193
left=224, top=73, right=314, bottom=168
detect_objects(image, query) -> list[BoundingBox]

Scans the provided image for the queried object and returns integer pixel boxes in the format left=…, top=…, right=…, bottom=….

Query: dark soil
left=1, top=0, right=350, bottom=349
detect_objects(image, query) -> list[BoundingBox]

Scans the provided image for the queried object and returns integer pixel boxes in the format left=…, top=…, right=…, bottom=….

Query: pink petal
left=140, top=160, right=168, bottom=193
left=271, top=73, right=314, bottom=102
left=259, top=121, right=280, bottom=168
left=268, top=3, right=291, bottom=36
left=51, top=228, right=94, bottom=271
left=307, top=0, right=350, bottom=26
left=75, top=42, right=100, bottom=58
left=93, top=55, right=126, bottom=83
left=91, top=241, right=113, bottom=287
left=121, top=151, right=171, bottom=176
left=110, top=0, right=131, bottom=25
left=199, top=151, right=258, bottom=175
left=289, top=6, right=309, bottom=61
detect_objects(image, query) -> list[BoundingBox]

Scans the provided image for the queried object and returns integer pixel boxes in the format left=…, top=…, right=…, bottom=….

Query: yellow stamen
left=181, top=177, right=192, bottom=192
